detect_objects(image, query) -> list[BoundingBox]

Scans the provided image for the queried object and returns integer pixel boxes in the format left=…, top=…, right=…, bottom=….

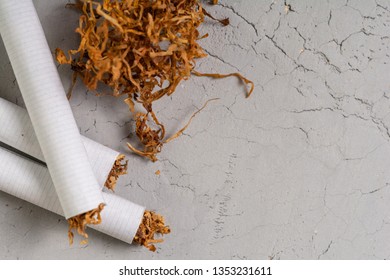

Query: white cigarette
left=0, top=0, right=104, bottom=218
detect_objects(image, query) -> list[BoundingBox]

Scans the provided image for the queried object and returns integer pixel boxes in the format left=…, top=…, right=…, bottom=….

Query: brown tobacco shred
left=133, top=210, right=171, bottom=252
left=164, top=98, right=219, bottom=143
left=127, top=98, right=218, bottom=161
left=104, top=154, right=128, bottom=191
left=56, top=0, right=254, bottom=161
left=68, top=203, right=105, bottom=245
left=202, top=9, right=229, bottom=26
left=192, top=71, right=255, bottom=97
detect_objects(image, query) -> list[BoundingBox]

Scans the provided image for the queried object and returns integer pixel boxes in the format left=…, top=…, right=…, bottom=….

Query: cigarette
left=0, top=0, right=105, bottom=234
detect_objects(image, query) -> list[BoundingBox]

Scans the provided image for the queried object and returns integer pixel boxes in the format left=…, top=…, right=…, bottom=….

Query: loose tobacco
left=56, top=0, right=254, bottom=161
left=104, top=154, right=128, bottom=191
left=133, top=210, right=171, bottom=252
left=68, top=203, right=105, bottom=245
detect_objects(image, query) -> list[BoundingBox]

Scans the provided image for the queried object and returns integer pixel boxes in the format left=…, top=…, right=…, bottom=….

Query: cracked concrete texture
left=1, top=0, right=390, bottom=259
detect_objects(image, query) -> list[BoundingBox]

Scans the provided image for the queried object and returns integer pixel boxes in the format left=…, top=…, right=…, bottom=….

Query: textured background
left=1, top=0, right=390, bottom=259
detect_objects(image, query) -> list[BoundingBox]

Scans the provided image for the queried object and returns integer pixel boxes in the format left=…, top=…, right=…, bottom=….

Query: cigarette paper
left=0, top=0, right=104, bottom=218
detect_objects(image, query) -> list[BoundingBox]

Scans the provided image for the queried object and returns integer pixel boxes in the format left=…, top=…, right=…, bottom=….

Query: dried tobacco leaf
left=192, top=71, right=255, bottom=97
left=202, top=6, right=229, bottom=26
left=68, top=203, right=105, bottom=245
left=104, top=154, right=128, bottom=191
left=56, top=0, right=254, bottom=161
left=133, top=210, right=171, bottom=252
left=127, top=98, right=218, bottom=161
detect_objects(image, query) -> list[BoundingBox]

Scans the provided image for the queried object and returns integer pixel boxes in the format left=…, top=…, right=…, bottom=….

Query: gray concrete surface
left=1, top=0, right=390, bottom=259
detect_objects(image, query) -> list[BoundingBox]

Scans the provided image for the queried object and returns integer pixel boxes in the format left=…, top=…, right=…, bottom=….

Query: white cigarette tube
left=0, top=0, right=104, bottom=218
left=0, top=147, right=145, bottom=244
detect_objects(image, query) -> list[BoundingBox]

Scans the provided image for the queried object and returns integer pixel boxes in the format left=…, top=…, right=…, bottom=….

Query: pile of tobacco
left=56, top=0, right=253, bottom=161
